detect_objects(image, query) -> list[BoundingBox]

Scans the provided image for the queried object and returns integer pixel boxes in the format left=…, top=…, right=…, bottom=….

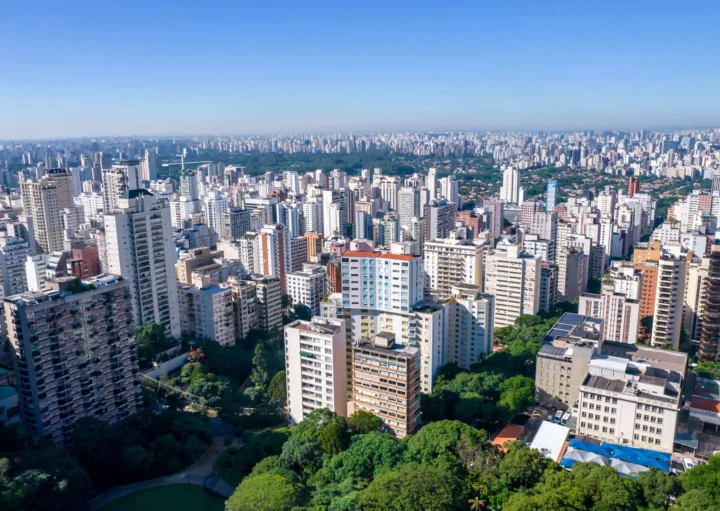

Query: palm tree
left=469, top=483, right=488, bottom=511
left=468, top=496, right=486, bottom=511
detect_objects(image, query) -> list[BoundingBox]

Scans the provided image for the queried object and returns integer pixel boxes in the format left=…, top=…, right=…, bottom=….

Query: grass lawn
left=101, top=484, right=224, bottom=511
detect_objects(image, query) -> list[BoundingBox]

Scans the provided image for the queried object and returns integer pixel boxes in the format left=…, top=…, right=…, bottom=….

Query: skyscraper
left=484, top=245, right=541, bottom=327
left=4, top=275, right=139, bottom=444
left=258, top=224, right=291, bottom=294
left=546, top=180, right=558, bottom=211
left=423, top=234, right=485, bottom=298
left=699, top=243, right=720, bottom=360
left=220, top=207, right=251, bottom=241
left=104, top=190, right=181, bottom=337
left=103, top=160, right=142, bottom=212
left=20, top=178, right=64, bottom=254
left=500, top=166, right=520, bottom=204
left=447, top=284, right=494, bottom=369
left=651, top=252, right=688, bottom=349
left=425, top=199, right=456, bottom=241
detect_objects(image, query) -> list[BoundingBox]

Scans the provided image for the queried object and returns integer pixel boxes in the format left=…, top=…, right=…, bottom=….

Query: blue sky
left=1, top=0, right=719, bottom=139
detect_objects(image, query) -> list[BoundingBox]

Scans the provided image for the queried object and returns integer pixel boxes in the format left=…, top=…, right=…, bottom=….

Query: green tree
left=135, top=322, right=173, bottom=368
left=347, top=410, right=382, bottom=434
left=637, top=468, right=681, bottom=509
left=280, top=435, right=326, bottom=479
left=678, top=454, right=720, bottom=507
left=267, top=370, right=287, bottom=406
left=357, top=463, right=463, bottom=511
left=405, top=420, right=487, bottom=464
left=315, top=432, right=405, bottom=483
left=495, top=442, right=555, bottom=491
left=250, top=343, right=269, bottom=391
left=226, top=472, right=301, bottom=511
left=293, top=408, right=350, bottom=456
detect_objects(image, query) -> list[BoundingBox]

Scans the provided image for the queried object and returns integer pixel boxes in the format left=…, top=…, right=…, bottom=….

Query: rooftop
left=287, top=318, right=342, bottom=335
left=601, top=341, right=688, bottom=374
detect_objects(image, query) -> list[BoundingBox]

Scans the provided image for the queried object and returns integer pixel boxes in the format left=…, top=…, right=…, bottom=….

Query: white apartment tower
left=104, top=190, right=181, bottom=337
left=484, top=245, right=541, bottom=327
left=423, top=234, right=485, bottom=298
left=286, top=264, right=327, bottom=316
left=447, top=284, right=494, bottom=369
left=651, top=252, right=688, bottom=349
left=103, top=160, right=142, bottom=212
left=285, top=317, right=348, bottom=424
left=500, top=166, right=520, bottom=204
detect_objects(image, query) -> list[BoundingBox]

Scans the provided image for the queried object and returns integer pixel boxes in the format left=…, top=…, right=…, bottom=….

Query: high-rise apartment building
left=258, top=224, right=291, bottom=294
left=484, top=245, right=541, bottom=327
left=699, top=243, right=720, bottom=360
left=447, top=284, right=494, bottom=369
left=352, top=333, right=420, bottom=438
left=4, top=275, right=139, bottom=444
left=500, top=166, right=520, bottom=204
left=178, top=277, right=235, bottom=346
left=44, top=168, right=74, bottom=210
left=341, top=248, right=424, bottom=342
left=175, top=247, right=223, bottom=284
left=220, top=207, right=251, bottom=241
left=423, top=234, right=485, bottom=298
left=252, top=275, right=283, bottom=330
left=425, top=199, right=456, bottom=241
left=651, top=252, right=688, bottom=349
left=221, top=276, right=258, bottom=342
left=556, top=247, right=587, bottom=303
left=0, top=235, right=30, bottom=298
left=285, top=317, right=347, bottom=424
left=104, top=190, right=181, bottom=337
left=546, top=180, right=558, bottom=211
left=286, top=264, right=327, bottom=316
left=103, top=160, right=142, bottom=212
left=397, top=186, right=419, bottom=226
left=20, top=178, right=63, bottom=254
left=579, top=266, right=641, bottom=344
left=203, top=191, right=229, bottom=237
left=290, top=236, right=308, bottom=272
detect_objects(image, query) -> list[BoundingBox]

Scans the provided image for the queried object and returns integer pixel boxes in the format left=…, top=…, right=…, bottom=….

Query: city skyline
left=3, top=0, right=720, bottom=139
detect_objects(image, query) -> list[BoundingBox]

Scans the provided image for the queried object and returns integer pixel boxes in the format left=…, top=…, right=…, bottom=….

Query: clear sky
left=2, top=0, right=719, bottom=139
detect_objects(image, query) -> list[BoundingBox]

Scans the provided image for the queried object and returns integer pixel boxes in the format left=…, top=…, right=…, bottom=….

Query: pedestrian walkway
left=90, top=437, right=238, bottom=510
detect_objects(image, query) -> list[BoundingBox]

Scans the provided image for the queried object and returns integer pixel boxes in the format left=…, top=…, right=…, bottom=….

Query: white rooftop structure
left=529, top=421, right=570, bottom=462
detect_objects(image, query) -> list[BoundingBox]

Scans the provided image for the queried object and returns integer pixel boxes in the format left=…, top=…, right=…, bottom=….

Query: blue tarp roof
left=567, top=439, right=614, bottom=457
left=562, top=439, right=671, bottom=474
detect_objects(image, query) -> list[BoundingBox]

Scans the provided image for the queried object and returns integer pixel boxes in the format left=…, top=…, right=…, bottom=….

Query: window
left=609, top=428, right=615, bottom=435
left=634, top=434, right=639, bottom=440
left=641, top=436, right=647, bottom=442
left=658, top=418, right=663, bottom=425
left=656, top=429, right=662, bottom=435
left=580, top=422, right=586, bottom=428
left=602, top=427, right=608, bottom=433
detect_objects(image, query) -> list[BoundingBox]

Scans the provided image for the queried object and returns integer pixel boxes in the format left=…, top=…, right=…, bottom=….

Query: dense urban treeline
left=0, top=410, right=213, bottom=510
left=222, top=408, right=719, bottom=511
